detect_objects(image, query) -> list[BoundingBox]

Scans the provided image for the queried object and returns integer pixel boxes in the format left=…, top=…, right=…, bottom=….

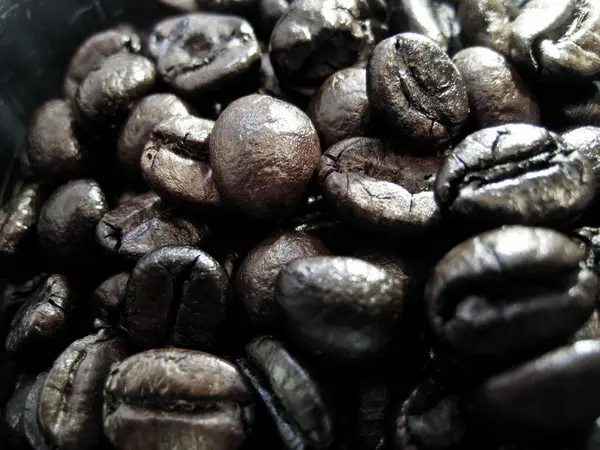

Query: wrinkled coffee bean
left=141, top=115, right=221, bottom=208
left=37, top=179, right=109, bottom=263
left=276, top=256, right=405, bottom=362
left=435, top=124, right=595, bottom=226
left=235, top=231, right=330, bottom=328
left=157, top=13, right=261, bottom=98
left=367, top=33, right=469, bottom=150
left=452, top=46, right=541, bottom=127
left=92, top=272, right=130, bottom=325
left=318, top=137, right=442, bottom=237
left=23, top=373, right=50, bottom=450
left=38, top=329, right=128, bottom=450
left=64, top=27, right=142, bottom=99
left=96, top=192, right=210, bottom=261
left=20, top=100, right=94, bottom=182
left=122, top=245, right=231, bottom=350
left=103, top=348, right=255, bottom=450
left=426, top=226, right=597, bottom=366
left=209, top=94, right=321, bottom=219
left=308, top=68, right=371, bottom=150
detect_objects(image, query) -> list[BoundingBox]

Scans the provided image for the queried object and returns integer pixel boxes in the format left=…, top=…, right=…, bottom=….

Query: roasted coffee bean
left=145, top=15, right=185, bottom=61
left=243, top=336, right=336, bottom=448
left=257, top=0, right=294, bottom=38
left=318, top=137, right=442, bottom=237
left=2, top=374, right=36, bottom=448
left=122, top=245, right=231, bottom=350
left=510, top=0, right=600, bottom=81
left=20, top=100, right=94, bottom=182
left=270, top=0, right=387, bottom=95
left=141, top=116, right=221, bottom=208
left=92, top=272, right=129, bottom=325
left=235, top=231, right=330, bottom=328
left=276, top=256, right=405, bottom=362
left=75, top=53, right=156, bottom=129
left=96, top=192, right=210, bottom=261
left=64, top=27, right=142, bottom=99
left=38, top=329, right=128, bottom=450
left=103, top=348, right=255, bottom=450
left=367, top=33, right=469, bottom=151
left=157, top=13, right=261, bottom=99
left=117, top=93, right=195, bottom=181
left=5, top=274, right=76, bottom=363
left=352, top=381, right=391, bottom=450
left=562, top=126, right=600, bottom=186
left=37, top=179, right=109, bottom=263
left=308, top=68, right=371, bottom=150
left=426, top=226, right=597, bottom=366
left=209, top=94, right=321, bottom=219
left=452, top=47, right=541, bottom=127
left=23, top=373, right=50, bottom=450
left=435, top=124, right=595, bottom=226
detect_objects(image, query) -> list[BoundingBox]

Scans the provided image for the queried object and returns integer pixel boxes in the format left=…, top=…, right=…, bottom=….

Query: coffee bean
left=572, top=310, right=600, bottom=342
left=92, top=272, right=130, bottom=326
left=353, top=381, right=391, bottom=450
left=2, top=374, right=36, bottom=448
left=145, top=16, right=185, bottom=61
left=209, top=94, right=321, bottom=219
left=256, top=0, right=294, bottom=38
left=103, top=348, right=255, bottom=450
left=159, top=0, right=199, bottom=12
left=367, top=33, right=469, bottom=150
left=96, top=192, right=210, bottom=261
left=23, top=373, right=50, bottom=450
left=562, top=126, right=600, bottom=186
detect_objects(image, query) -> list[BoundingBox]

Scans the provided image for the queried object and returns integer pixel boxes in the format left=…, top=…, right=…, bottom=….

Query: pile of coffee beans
left=3, top=0, right=600, bottom=449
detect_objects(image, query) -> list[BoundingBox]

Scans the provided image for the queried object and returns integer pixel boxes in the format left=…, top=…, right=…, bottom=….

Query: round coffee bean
left=276, top=256, right=405, bottom=362
left=209, top=94, right=321, bottom=219
left=145, top=16, right=185, bottom=61
left=103, top=348, right=255, bottom=450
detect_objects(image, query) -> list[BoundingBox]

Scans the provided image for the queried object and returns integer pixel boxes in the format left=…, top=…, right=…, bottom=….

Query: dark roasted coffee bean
left=308, top=68, right=371, bottom=150
left=276, top=256, right=405, bottom=362
left=472, top=340, right=600, bottom=436
left=38, top=329, right=128, bottom=450
left=235, top=231, right=330, bottom=328
left=64, top=27, right=142, bottom=99
left=145, top=16, right=185, bottom=60
left=75, top=53, right=156, bottom=129
left=96, top=191, right=210, bottom=261
left=510, top=0, right=600, bottom=81
left=141, top=116, right=221, bottom=208
left=92, top=272, right=129, bottom=325
left=157, top=13, right=261, bottom=99
left=562, top=126, right=600, bottom=187
left=257, top=0, right=294, bottom=38
left=20, top=100, right=94, bottom=182
left=270, top=0, right=387, bottom=95
left=2, top=374, right=36, bottom=448
left=37, top=179, right=109, bottom=263
left=318, top=137, right=442, bottom=237
left=103, top=348, right=255, bottom=450
left=5, top=274, right=76, bottom=363
left=122, top=245, right=231, bottom=350
left=23, top=373, right=50, bottom=450
left=244, top=336, right=336, bottom=448
left=452, top=46, right=541, bottom=127
left=426, top=226, right=597, bottom=366
left=210, top=94, right=321, bottom=219
left=435, top=124, right=595, bottom=226
left=367, top=33, right=469, bottom=151
left=117, top=93, right=195, bottom=181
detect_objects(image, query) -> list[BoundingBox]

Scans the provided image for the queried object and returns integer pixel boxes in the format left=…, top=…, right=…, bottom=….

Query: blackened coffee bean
left=20, top=100, right=94, bottom=183
left=145, top=16, right=184, bottom=60
left=367, top=33, right=469, bottom=151
left=141, top=116, right=221, bottom=208
left=270, top=0, right=387, bottom=95
left=425, top=226, right=597, bottom=366
left=472, top=340, right=600, bottom=436
left=308, top=68, right=371, bottom=150
left=452, top=47, right=541, bottom=127
left=38, top=329, right=128, bottom=450
left=276, top=256, right=405, bottom=362
left=435, top=124, right=595, bottom=226
left=257, top=0, right=294, bottom=38
left=510, top=0, right=600, bottom=81
left=92, top=272, right=129, bottom=325
left=157, top=13, right=261, bottom=99
left=209, top=94, right=321, bottom=219
left=318, top=137, right=442, bottom=237
left=235, top=231, right=330, bottom=328
left=96, top=192, right=211, bottom=261
left=244, top=336, right=336, bottom=448
left=562, top=126, right=600, bottom=187
left=23, top=373, right=50, bottom=450
left=75, top=53, right=156, bottom=129
left=37, top=179, right=109, bottom=263
left=2, top=374, right=36, bottom=448
left=64, top=27, right=142, bottom=99
left=122, top=245, right=231, bottom=350
left=117, top=93, right=195, bottom=181
left=5, top=274, right=76, bottom=363
left=103, top=348, right=255, bottom=450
